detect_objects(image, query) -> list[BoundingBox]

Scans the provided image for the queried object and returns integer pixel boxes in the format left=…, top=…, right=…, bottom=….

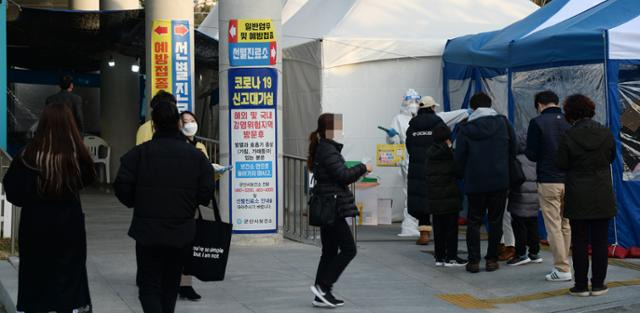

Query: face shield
left=402, top=89, right=421, bottom=115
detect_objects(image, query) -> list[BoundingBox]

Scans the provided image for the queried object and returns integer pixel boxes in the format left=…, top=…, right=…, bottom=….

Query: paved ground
left=2, top=190, right=640, bottom=313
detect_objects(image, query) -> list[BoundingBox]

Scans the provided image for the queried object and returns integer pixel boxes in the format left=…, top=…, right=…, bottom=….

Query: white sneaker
left=435, top=259, right=445, bottom=267
left=545, top=269, right=572, bottom=282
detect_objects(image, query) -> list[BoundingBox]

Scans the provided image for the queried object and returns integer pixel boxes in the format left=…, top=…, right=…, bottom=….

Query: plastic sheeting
left=481, top=75, right=509, bottom=117
left=618, top=64, right=640, bottom=181
left=512, top=63, right=607, bottom=132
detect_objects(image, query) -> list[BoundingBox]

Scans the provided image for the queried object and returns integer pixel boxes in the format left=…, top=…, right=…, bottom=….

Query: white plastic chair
left=83, top=136, right=111, bottom=183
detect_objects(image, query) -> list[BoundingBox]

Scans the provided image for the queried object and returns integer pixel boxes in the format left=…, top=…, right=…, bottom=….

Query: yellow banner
left=237, top=19, right=276, bottom=43
left=151, top=20, right=172, bottom=99
left=376, top=144, right=406, bottom=167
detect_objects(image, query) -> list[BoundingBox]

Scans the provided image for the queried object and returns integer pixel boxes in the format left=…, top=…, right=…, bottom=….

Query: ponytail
left=307, top=131, right=320, bottom=171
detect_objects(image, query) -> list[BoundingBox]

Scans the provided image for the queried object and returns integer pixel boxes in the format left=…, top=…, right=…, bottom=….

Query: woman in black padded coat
left=307, top=113, right=371, bottom=308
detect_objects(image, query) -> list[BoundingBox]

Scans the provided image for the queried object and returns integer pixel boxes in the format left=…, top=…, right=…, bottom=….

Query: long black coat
left=2, top=156, right=93, bottom=312
left=556, top=119, right=617, bottom=220
left=425, top=143, right=462, bottom=215
left=405, top=110, right=446, bottom=220
left=114, top=130, right=215, bottom=248
left=312, top=139, right=367, bottom=218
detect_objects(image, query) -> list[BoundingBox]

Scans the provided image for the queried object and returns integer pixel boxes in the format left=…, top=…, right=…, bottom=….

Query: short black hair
left=563, top=94, right=596, bottom=122
left=534, top=91, right=559, bottom=110
left=59, top=75, right=73, bottom=90
left=152, top=100, right=180, bottom=131
left=470, top=92, right=492, bottom=110
left=433, top=126, right=451, bottom=143
left=150, top=90, right=177, bottom=110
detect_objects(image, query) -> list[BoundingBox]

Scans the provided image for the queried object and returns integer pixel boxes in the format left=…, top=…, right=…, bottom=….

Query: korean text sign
left=151, top=19, right=193, bottom=112
left=228, top=68, right=278, bottom=233
left=228, top=19, right=277, bottom=66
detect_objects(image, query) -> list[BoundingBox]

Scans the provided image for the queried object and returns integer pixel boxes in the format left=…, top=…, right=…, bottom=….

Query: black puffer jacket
left=312, top=139, right=367, bottom=218
left=114, top=130, right=215, bottom=247
left=556, top=119, right=616, bottom=220
left=406, top=109, right=447, bottom=220
left=425, top=142, right=462, bottom=215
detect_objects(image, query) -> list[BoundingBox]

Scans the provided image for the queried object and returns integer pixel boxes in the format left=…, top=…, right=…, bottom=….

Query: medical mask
left=182, top=122, right=198, bottom=137
left=408, top=102, right=419, bottom=115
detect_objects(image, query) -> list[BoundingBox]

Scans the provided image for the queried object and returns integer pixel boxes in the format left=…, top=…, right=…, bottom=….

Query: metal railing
left=195, top=136, right=220, bottom=166
left=283, top=154, right=320, bottom=244
left=282, top=154, right=358, bottom=245
left=0, top=149, right=19, bottom=255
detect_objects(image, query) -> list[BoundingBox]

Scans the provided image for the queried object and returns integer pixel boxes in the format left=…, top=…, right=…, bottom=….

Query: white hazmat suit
left=386, top=90, right=470, bottom=237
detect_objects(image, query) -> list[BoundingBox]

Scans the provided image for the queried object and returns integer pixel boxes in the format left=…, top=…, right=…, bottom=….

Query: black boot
left=179, top=286, right=202, bottom=301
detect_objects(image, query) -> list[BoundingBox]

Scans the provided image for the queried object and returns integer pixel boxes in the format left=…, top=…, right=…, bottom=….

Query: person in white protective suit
left=385, top=90, right=470, bottom=238
left=385, top=89, right=421, bottom=237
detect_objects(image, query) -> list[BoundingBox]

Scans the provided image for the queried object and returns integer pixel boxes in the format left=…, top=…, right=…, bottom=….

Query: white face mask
left=408, top=102, right=419, bottom=115
left=182, top=122, right=198, bottom=137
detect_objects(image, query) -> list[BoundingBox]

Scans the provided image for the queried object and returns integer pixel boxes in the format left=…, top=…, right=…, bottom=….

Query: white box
left=377, top=199, right=393, bottom=225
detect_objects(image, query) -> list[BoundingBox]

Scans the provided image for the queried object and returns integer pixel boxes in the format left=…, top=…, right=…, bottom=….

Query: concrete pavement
left=1, top=189, right=640, bottom=313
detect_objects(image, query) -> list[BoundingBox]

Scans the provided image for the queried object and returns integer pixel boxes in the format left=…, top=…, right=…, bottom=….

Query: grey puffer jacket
left=508, top=154, right=539, bottom=218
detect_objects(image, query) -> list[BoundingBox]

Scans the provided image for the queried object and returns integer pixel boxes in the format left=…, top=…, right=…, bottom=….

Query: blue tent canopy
left=443, top=0, right=640, bottom=248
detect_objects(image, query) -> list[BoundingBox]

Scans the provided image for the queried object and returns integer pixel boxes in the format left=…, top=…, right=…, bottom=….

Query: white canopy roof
left=197, top=0, right=307, bottom=40
left=609, top=14, right=640, bottom=60
left=283, top=0, right=538, bottom=68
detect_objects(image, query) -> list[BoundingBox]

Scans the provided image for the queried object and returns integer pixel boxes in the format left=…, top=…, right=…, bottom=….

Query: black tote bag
left=183, top=197, right=233, bottom=282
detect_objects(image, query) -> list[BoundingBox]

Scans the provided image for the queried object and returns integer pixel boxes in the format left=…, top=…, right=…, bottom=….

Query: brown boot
left=416, top=226, right=432, bottom=245
left=486, top=259, right=500, bottom=272
left=498, top=246, right=516, bottom=261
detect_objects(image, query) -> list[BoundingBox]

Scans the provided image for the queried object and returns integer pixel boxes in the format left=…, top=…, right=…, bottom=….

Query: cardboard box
left=355, top=183, right=379, bottom=225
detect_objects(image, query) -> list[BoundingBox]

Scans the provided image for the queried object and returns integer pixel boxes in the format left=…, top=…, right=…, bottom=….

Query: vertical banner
left=150, top=19, right=193, bottom=113
left=228, top=68, right=278, bottom=233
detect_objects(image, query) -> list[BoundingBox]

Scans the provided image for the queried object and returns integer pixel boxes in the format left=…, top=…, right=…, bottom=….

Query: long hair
left=307, top=113, right=335, bottom=171
left=22, top=102, right=96, bottom=197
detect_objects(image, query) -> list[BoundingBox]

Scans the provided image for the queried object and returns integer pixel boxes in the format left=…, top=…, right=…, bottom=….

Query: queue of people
left=1, top=86, right=618, bottom=312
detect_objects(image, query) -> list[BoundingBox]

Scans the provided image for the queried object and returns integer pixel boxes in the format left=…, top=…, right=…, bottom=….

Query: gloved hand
left=213, top=164, right=233, bottom=174
left=466, top=108, right=474, bottom=116
left=386, top=128, right=399, bottom=138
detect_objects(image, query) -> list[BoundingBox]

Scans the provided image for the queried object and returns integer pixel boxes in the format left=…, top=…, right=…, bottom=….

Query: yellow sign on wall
left=229, top=19, right=276, bottom=43
left=151, top=20, right=172, bottom=99
left=376, top=144, right=406, bottom=167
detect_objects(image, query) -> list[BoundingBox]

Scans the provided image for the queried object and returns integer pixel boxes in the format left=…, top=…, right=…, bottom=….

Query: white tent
left=197, top=0, right=307, bottom=40
left=283, top=0, right=538, bottom=221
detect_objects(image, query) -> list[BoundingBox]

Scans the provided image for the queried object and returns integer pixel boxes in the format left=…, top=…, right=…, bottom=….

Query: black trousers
left=570, top=218, right=610, bottom=289
left=419, top=214, right=432, bottom=226
left=315, top=218, right=357, bottom=290
left=432, top=213, right=459, bottom=260
left=511, top=214, right=540, bottom=257
left=466, top=191, right=507, bottom=263
left=136, top=243, right=190, bottom=313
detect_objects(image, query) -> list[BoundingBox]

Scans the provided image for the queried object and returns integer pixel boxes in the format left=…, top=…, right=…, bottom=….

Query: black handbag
left=503, top=117, right=526, bottom=188
left=183, top=197, right=233, bottom=282
left=308, top=167, right=338, bottom=226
